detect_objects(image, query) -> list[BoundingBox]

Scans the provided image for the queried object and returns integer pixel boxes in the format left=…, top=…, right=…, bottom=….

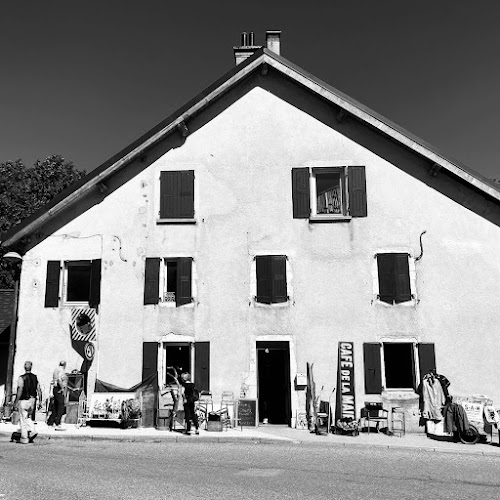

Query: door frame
left=256, top=340, right=292, bottom=426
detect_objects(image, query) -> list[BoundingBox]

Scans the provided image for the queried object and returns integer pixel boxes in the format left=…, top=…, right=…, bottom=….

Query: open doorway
left=257, top=341, right=291, bottom=426
left=164, top=344, right=191, bottom=386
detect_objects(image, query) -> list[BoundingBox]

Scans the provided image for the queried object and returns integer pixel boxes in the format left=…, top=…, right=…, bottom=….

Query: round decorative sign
left=84, top=342, right=95, bottom=361
left=76, top=313, right=92, bottom=336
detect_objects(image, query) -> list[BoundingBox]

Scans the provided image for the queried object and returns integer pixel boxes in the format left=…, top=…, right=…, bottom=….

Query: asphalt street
left=1, top=440, right=499, bottom=500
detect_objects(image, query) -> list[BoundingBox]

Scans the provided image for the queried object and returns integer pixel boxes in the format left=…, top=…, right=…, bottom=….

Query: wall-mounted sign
left=335, top=342, right=356, bottom=423
left=84, top=342, right=95, bottom=361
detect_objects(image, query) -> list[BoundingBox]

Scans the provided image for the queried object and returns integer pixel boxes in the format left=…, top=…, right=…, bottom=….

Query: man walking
left=47, top=361, right=68, bottom=430
left=13, top=361, right=42, bottom=444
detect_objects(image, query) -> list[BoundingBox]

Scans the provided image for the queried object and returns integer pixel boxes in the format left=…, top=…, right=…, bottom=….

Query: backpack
left=193, top=388, right=200, bottom=402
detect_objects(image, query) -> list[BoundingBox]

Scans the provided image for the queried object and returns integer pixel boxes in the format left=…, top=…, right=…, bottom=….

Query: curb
left=2, top=429, right=500, bottom=455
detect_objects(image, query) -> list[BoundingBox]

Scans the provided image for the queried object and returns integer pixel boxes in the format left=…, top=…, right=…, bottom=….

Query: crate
left=207, top=420, right=223, bottom=432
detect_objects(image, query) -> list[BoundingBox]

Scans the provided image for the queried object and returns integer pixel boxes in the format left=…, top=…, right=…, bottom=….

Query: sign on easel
left=335, top=342, right=356, bottom=423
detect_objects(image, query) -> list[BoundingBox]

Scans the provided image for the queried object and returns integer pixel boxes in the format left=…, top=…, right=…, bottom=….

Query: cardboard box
left=207, top=420, right=223, bottom=432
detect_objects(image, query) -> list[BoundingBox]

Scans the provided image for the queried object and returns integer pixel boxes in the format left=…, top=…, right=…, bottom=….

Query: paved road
left=1, top=440, right=499, bottom=500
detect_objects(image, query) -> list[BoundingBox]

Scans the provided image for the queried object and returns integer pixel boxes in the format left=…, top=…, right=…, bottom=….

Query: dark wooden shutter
left=44, top=261, right=61, bottom=307
left=272, top=256, right=288, bottom=303
left=256, top=256, right=272, bottom=304
left=418, top=343, right=436, bottom=382
left=292, top=168, right=310, bottom=218
left=194, top=341, right=210, bottom=392
left=377, top=254, right=395, bottom=303
left=142, top=342, right=159, bottom=428
left=88, top=259, right=102, bottom=309
left=160, top=170, right=194, bottom=219
left=394, top=253, right=411, bottom=303
left=363, top=343, right=382, bottom=394
left=178, top=170, right=194, bottom=218
left=176, top=257, right=192, bottom=306
left=160, top=171, right=176, bottom=218
left=144, top=258, right=160, bottom=305
left=348, top=166, right=367, bottom=217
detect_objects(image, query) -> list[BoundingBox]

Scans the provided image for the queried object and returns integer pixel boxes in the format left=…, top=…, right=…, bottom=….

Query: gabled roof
left=2, top=47, right=500, bottom=248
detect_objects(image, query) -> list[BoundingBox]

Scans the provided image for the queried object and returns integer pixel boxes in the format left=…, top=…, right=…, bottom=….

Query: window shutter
left=144, top=258, right=160, bottom=305
left=291, top=168, right=310, bottom=218
left=194, top=341, right=210, bottom=392
left=160, top=171, right=176, bottom=218
left=142, top=341, right=159, bottom=427
left=377, top=254, right=395, bottom=303
left=176, top=257, right=192, bottom=307
left=88, top=259, right=102, bottom=309
left=44, top=261, right=61, bottom=307
left=348, top=166, right=367, bottom=217
left=418, top=343, right=436, bottom=382
left=178, top=170, right=195, bottom=218
left=363, top=343, right=382, bottom=394
left=256, top=256, right=272, bottom=303
left=394, top=253, right=411, bottom=303
left=272, top=256, right=288, bottom=303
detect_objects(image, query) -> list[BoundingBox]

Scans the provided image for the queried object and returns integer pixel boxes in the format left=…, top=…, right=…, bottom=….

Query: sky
left=1, top=1, right=500, bottom=181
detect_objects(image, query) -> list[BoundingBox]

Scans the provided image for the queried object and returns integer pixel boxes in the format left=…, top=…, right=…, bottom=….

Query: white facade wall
left=14, top=87, right=500, bottom=426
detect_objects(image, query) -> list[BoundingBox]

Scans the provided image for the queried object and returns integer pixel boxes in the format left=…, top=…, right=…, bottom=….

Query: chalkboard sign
left=238, top=399, right=257, bottom=426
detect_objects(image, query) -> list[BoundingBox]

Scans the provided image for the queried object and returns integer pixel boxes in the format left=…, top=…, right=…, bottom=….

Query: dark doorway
left=257, top=341, right=291, bottom=425
left=164, top=344, right=190, bottom=385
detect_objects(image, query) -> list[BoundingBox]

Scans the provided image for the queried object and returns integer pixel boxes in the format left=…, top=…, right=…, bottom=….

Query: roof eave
left=3, top=48, right=500, bottom=248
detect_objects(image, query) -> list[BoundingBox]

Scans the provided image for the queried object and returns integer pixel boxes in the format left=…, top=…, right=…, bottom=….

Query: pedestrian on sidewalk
left=180, top=372, right=199, bottom=435
left=47, top=361, right=68, bottom=430
left=13, top=361, right=42, bottom=444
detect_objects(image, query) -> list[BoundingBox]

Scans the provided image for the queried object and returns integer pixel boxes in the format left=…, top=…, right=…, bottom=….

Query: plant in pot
left=120, top=398, right=142, bottom=429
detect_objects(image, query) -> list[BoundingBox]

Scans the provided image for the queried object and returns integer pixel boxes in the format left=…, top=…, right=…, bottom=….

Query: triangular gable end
left=2, top=47, right=500, bottom=251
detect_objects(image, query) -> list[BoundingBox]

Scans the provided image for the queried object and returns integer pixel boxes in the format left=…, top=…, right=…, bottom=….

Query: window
left=44, top=259, right=102, bottom=308
left=376, top=253, right=411, bottom=304
left=292, top=166, right=367, bottom=219
left=159, top=170, right=195, bottom=221
left=383, top=343, right=415, bottom=389
left=144, top=257, right=193, bottom=307
left=363, top=342, right=436, bottom=394
left=255, top=255, right=288, bottom=304
left=66, top=261, right=91, bottom=302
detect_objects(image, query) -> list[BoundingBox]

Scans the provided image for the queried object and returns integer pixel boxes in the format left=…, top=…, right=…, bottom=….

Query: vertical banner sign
left=335, top=342, right=356, bottom=424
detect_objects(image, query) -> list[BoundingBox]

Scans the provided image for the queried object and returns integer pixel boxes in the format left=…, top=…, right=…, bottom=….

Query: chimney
left=265, top=30, right=281, bottom=55
left=233, top=31, right=261, bottom=65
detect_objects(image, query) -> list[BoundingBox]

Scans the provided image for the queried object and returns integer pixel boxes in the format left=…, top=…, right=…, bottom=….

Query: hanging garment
left=421, top=374, right=446, bottom=420
left=443, top=402, right=470, bottom=434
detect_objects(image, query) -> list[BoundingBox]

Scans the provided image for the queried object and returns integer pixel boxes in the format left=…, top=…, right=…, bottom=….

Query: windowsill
left=156, top=218, right=197, bottom=225
left=309, top=215, right=352, bottom=223
left=253, top=299, right=291, bottom=309
left=158, top=300, right=195, bottom=308
left=62, top=301, right=90, bottom=308
left=374, top=298, right=416, bottom=308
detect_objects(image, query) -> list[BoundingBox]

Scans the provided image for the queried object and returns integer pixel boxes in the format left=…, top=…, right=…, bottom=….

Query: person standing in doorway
left=180, top=372, right=199, bottom=435
left=47, top=361, right=68, bottom=430
left=13, top=361, right=42, bottom=444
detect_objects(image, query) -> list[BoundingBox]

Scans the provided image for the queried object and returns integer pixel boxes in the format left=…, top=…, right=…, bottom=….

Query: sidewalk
left=2, top=421, right=500, bottom=456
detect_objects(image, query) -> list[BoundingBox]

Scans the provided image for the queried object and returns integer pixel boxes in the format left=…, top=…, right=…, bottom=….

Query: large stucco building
left=2, top=31, right=500, bottom=430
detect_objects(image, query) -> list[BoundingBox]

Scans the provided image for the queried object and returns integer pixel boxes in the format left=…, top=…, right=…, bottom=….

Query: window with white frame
left=312, top=168, right=345, bottom=216
left=144, top=257, right=193, bottom=307
left=376, top=253, right=413, bottom=304
left=291, top=166, right=367, bottom=219
left=363, top=342, right=435, bottom=394
left=65, top=261, right=92, bottom=303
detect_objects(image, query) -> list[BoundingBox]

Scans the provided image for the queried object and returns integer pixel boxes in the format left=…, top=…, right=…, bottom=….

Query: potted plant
left=120, top=398, right=142, bottom=429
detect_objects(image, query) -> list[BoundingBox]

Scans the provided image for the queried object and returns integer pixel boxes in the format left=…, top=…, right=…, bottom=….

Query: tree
left=0, top=155, right=85, bottom=288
